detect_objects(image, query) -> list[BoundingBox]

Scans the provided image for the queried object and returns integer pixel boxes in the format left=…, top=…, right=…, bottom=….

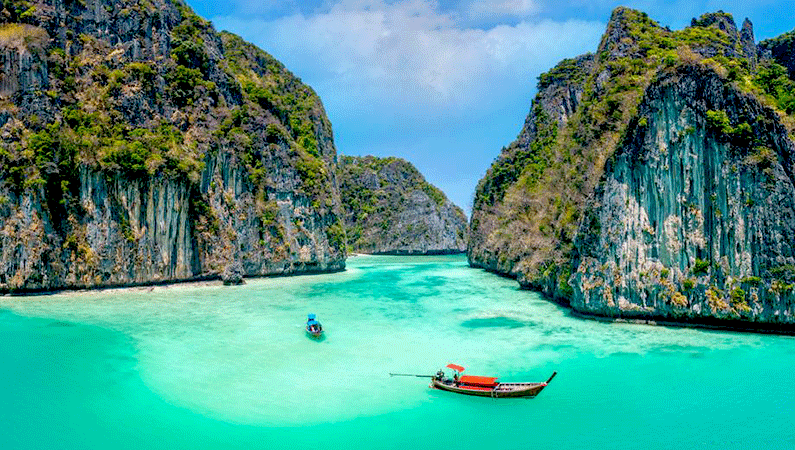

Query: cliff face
left=337, top=156, right=467, bottom=255
left=574, top=64, right=795, bottom=323
left=470, top=8, right=795, bottom=328
left=759, top=30, right=795, bottom=79
left=468, top=53, right=593, bottom=281
left=0, top=0, right=345, bottom=291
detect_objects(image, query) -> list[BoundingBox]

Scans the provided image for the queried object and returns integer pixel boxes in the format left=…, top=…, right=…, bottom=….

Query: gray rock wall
left=468, top=8, right=795, bottom=330
left=338, top=155, right=467, bottom=255
left=572, top=66, right=795, bottom=324
left=0, top=0, right=346, bottom=292
left=0, top=147, right=344, bottom=292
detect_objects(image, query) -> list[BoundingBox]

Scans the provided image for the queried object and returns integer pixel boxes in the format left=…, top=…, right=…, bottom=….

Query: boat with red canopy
left=430, top=364, right=556, bottom=398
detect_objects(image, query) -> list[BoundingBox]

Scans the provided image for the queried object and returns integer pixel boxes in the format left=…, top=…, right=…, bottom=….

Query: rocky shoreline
left=0, top=263, right=346, bottom=297
left=565, top=306, right=795, bottom=335
left=468, top=8, right=795, bottom=329
left=369, top=249, right=465, bottom=256
left=470, top=260, right=795, bottom=335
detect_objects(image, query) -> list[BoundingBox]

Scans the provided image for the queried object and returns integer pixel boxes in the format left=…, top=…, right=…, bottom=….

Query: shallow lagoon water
left=1, top=254, right=794, bottom=449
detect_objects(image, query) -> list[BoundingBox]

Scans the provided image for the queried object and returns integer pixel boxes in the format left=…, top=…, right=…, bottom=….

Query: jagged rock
left=469, top=7, right=795, bottom=329
left=740, top=19, right=757, bottom=69
left=338, top=156, right=467, bottom=255
left=598, top=8, right=641, bottom=59
left=222, top=262, right=244, bottom=285
left=759, top=30, right=795, bottom=79
left=0, top=0, right=346, bottom=292
left=573, top=64, right=795, bottom=323
left=690, top=11, right=736, bottom=33
left=686, top=11, right=758, bottom=61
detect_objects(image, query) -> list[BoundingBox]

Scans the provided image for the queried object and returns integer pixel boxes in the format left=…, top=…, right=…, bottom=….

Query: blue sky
left=186, top=0, right=795, bottom=215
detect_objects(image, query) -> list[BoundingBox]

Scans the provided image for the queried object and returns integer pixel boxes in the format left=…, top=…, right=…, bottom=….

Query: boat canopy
left=307, top=314, right=316, bottom=320
left=307, top=319, right=319, bottom=326
left=446, top=364, right=465, bottom=372
left=459, top=375, right=499, bottom=387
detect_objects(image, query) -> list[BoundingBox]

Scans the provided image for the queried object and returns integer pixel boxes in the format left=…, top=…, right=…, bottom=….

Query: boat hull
left=306, top=327, right=323, bottom=338
left=430, top=380, right=548, bottom=398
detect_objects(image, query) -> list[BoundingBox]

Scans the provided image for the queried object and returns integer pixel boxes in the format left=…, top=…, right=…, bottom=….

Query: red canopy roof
left=446, top=364, right=465, bottom=372
left=459, top=375, right=499, bottom=387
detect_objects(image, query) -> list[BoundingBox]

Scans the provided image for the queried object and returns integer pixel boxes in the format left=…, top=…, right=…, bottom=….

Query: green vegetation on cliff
left=470, top=6, right=795, bottom=321
left=337, top=155, right=467, bottom=254
left=0, top=0, right=345, bottom=291
left=0, top=0, right=339, bottom=219
left=0, top=0, right=334, bottom=193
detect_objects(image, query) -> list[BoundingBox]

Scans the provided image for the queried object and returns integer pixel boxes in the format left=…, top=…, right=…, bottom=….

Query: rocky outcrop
left=469, top=52, right=593, bottom=280
left=689, top=12, right=758, bottom=62
left=470, top=7, right=795, bottom=330
left=759, top=30, right=795, bottom=79
left=573, top=64, right=795, bottom=326
left=338, top=156, right=467, bottom=255
left=0, top=0, right=345, bottom=292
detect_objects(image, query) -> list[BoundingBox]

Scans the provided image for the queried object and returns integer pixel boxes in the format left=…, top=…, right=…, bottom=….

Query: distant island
left=338, top=155, right=467, bottom=255
left=470, top=8, right=795, bottom=331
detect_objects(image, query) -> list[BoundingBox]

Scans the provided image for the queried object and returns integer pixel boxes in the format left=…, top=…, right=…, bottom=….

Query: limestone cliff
left=0, top=0, right=345, bottom=291
left=337, top=155, right=467, bottom=255
left=470, top=8, right=795, bottom=329
left=759, top=30, right=795, bottom=79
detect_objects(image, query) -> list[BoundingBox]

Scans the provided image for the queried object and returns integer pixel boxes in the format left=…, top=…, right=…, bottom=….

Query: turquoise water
left=1, top=254, right=794, bottom=449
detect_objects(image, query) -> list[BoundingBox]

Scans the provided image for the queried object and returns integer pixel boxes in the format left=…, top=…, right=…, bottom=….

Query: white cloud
left=213, top=0, right=603, bottom=120
left=211, top=0, right=605, bottom=213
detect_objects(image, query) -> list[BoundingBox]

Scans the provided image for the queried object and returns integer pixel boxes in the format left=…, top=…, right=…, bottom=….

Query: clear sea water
left=1, top=254, right=793, bottom=449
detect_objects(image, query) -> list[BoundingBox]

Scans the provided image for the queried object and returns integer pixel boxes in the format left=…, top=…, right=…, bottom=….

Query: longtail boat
left=430, top=364, right=556, bottom=398
left=306, top=313, right=323, bottom=338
